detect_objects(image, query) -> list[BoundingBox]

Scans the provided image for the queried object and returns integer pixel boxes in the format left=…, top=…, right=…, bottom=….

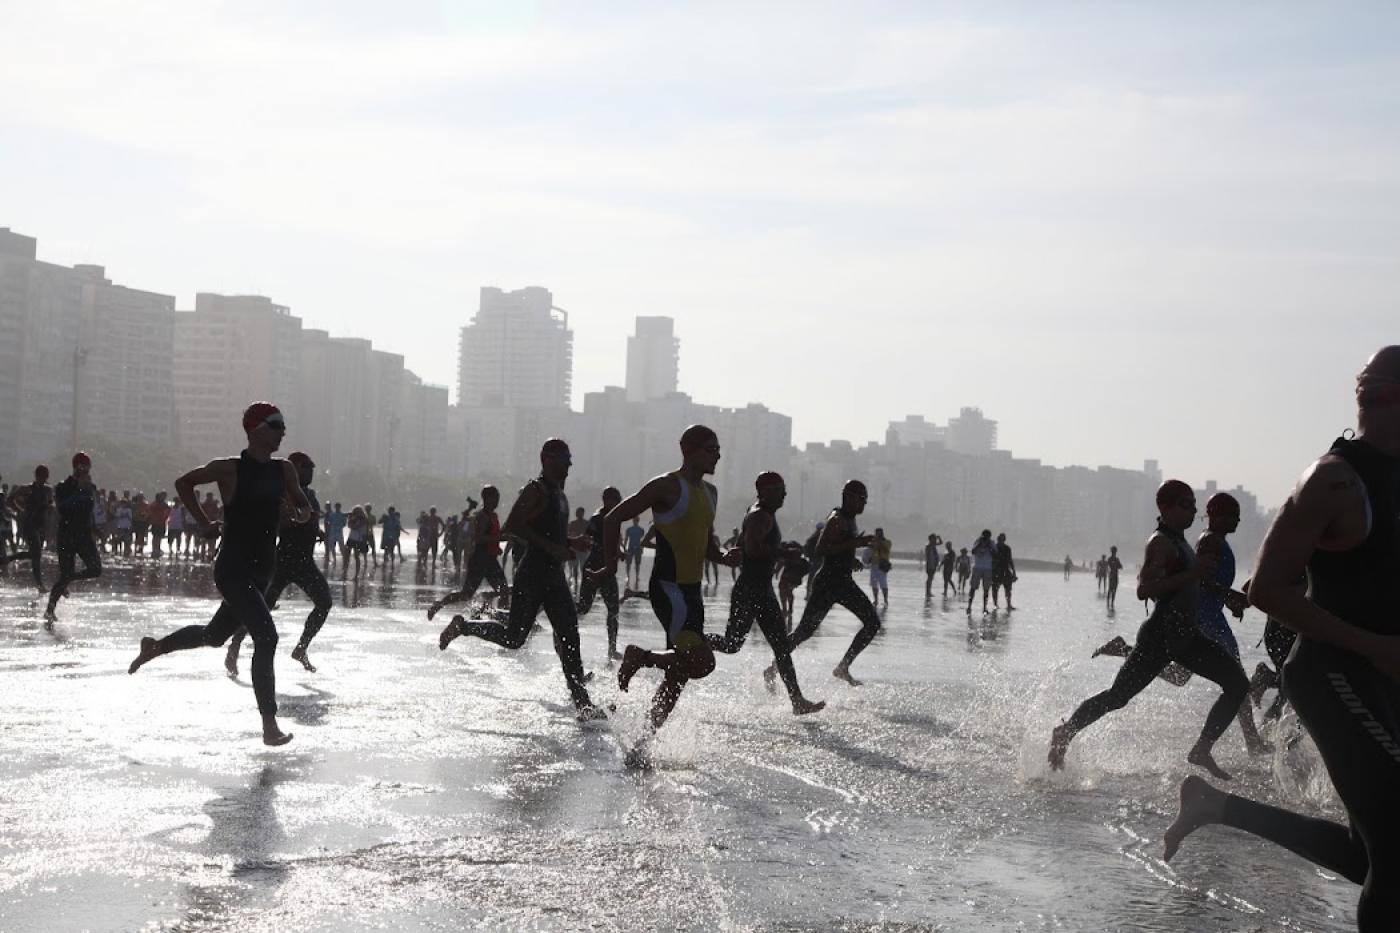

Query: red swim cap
left=1206, top=492, right=1240, bottom=516
left=755, top=471, right=785, bottom=491
left=287, top=451, right=313, bottom=469
left=242, top=402, right=282, bottom=434
left=1155, top=479, right=1194, bottom=510
left=72, top=451, right=91, bottom=469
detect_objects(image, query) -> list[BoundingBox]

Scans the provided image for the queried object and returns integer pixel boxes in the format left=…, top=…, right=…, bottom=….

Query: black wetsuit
left=941, top=550, right=955, bottom=595
left=709, top=505, right=806, bottom=703
left=8, top=481, right=52, bottom=587
left=231, top=485, right=331, bottom=656
left=154, top=453, right=285, bottom=716
left=787, top=507, right=882, bottom=670
left=1060, top=521, right=1248, bottom=754
left=47, top=476, right=101, bottom=612
left=458, top=511, right=508, bottom=601
left=992, top=542, right=1014, bottom=604
left=457, top=478, right=593, bottom=710
left=1216, top=436, right=1400, bottom=930
left=574, top=509, right=620, bottom=655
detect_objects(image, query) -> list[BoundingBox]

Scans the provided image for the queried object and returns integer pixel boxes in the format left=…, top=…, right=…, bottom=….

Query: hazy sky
left=4, top=1, right=1398, bottom=505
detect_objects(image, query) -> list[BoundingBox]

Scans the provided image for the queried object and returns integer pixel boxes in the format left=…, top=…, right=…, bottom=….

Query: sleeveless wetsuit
left=708, top=505, right=807, bottom=703
left=786, top=506, right=882, bottom=670
left=232, top=484, right=332, bottom=657
left=457, top=477, right=592, bottom=710
left=1224, top=435, right=1400, bottom=926
left=1059, top=520, right=1248, bottom=754
left=157, top=452, right=287, bottom=716
left=648, top=471, right=715, bottom=646
left=1197, top=537, right=1238, bottom=657
left=575, top=509, right=620, bottom=655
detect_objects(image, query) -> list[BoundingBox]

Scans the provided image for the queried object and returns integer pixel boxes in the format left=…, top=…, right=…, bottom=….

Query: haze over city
left=5, top=1, right=1400, bottom=505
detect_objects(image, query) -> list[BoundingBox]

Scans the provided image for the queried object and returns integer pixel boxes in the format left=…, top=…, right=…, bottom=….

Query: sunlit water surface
left=0, top=552, right=1355, bottom=931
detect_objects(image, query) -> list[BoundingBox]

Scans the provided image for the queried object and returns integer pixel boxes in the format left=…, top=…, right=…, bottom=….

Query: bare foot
left=263, top=729, right=294, bottom=747
left=762, top=665, right=778, bottom=694
left=438, top=615, right=464, bottom=651
left=290, top=644, right=317, bottom=673
left=224, top=645, right=240, bottom=678
left=1187, top=747, right=1233, bottom=781
left=1091, top=636, right=1131, bottom=660
left=832, top=665, right=863, bottom=687
left=427, top=601, right=444, bottom=621
left=129, top=637, right=160, bottom=674
left=617, top=645, right=646, bottom=692
left=1163, top=774, right=1222, bottom=862
left=1047, top=723, right=1070, bottom=770
left=792, top=697, right=826, bottom=716
left=576, top=704, right=608, bottom=723
left=609, top=649, right=623, bottom=662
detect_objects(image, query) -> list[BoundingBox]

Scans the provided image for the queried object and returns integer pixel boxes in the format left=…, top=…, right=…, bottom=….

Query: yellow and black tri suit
left=647, top=470, right=716, bottom=647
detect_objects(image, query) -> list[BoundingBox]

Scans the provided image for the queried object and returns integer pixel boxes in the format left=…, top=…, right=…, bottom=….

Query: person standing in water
left=1163, top=347, right=1400, bottom=930
left=868, top=527, right=892, bottom=609
left=1105, top=546, right=1123, bottom=611
left=923, top=533, right=943, bottom=598
left=708, top=472, right=825, bottom=716
left=592, top=425, right=729, bottom=767
left=1047, top=480, right=1248, bottom=780
left=128, top=402, right=311, bottom=746
left=967, top=530, right=995, bottom=614
left=225, top=451, right=332, bottom=676
left=941, top=541, right=957, bottom=596
left=623, top=516, right=647, bottom=589
left=990, top=532, right=1017, bottom=610
left=769, top=480, right=881, bottom=687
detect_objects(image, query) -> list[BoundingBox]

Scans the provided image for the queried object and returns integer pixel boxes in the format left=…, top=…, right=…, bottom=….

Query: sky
left=3, top=1, right=1398, bottom=505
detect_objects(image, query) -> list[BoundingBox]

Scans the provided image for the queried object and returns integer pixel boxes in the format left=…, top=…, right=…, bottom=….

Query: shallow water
left=0, top=553, right=1356, bottom=931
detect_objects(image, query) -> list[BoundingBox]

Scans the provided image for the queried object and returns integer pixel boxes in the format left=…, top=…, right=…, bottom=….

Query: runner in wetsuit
left=127, top=402, right=310, bottom=746
left=4, top=465, right=53, bottom=589
left=44, top=453, right=102, bottom=622
left=770, top=479, right=881, bottom=687
left=438, top=441, right=603, bottom=720
left=592, top=425, right=730, bottom=768
left=1163, top=347, right=1400, bottom=930
left=575, top=486, right=624, bottom=662
left=1047, top=480, right=1249, bottom=780
left=429, top=485, right=509, bottom=627
left=708, top=471, right=825, bottom=716
left=225, top=451, right=331, bottom=675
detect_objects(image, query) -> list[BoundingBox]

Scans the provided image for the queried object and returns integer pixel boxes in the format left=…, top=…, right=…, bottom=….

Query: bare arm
left=594, top=476, right=677, bottom=579
left=1250, top=458, right=1400, bottom=674
left=1136, top=533, right=1206, bottom=602
left=281, top=462, right=311, bottom=523
left=174, top=459, right=236, bottom=533
left=815, top=514, right=872, bottom=557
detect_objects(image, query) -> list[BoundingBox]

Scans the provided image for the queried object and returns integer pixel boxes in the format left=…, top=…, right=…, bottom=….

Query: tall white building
left=625, top=316, right=679, bottom=402
left=946, top=407, right=998, bottom=456
left=457, top=286, right=572, bottom=408
left=173, top=294, right=303, bottom=457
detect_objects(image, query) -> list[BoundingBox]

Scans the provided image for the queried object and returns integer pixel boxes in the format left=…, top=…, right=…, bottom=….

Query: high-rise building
left=946, top=407, right=998, bottom=456
left=625, top=316, right=679, bottom=402
left=173, top=293, right=302, bottom=457
left=457, top=286, right=572, bottom=408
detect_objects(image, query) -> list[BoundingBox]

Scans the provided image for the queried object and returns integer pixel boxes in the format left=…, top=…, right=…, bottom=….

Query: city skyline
left=5, top=4, right=1398, bottom=504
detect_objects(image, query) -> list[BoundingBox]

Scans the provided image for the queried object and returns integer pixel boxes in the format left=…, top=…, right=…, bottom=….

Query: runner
left=990, top=532, right=1016, bottom=610
left=4, top=465, right=53, bottom=590
left=591, top=425, right=727, bottom=767
left=43, top=453, right=101, bottom=622
left=127, top=402, right=310, bottom=746
left=1047, top=480, right=1248, bottom=779
left=770, top=479, right=882, bottom=687
left=708, top=472, right=825, bottom=716
left=1163, top=346, right=1400, bottom=928
left=428, top=485, right=509, bottom=624
left=574, top=487, right=624, bottom=662
left=868, top=527, right=892, bottom=609
left=967, top=530, right=995, bottom=614
left=438, top=441, right=603, bottom=720
left=623, top=516, right=647, bottom=589
left=1105, top=546, right=1123, bottom=611
left=225, top=450, right=331, bottom=676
